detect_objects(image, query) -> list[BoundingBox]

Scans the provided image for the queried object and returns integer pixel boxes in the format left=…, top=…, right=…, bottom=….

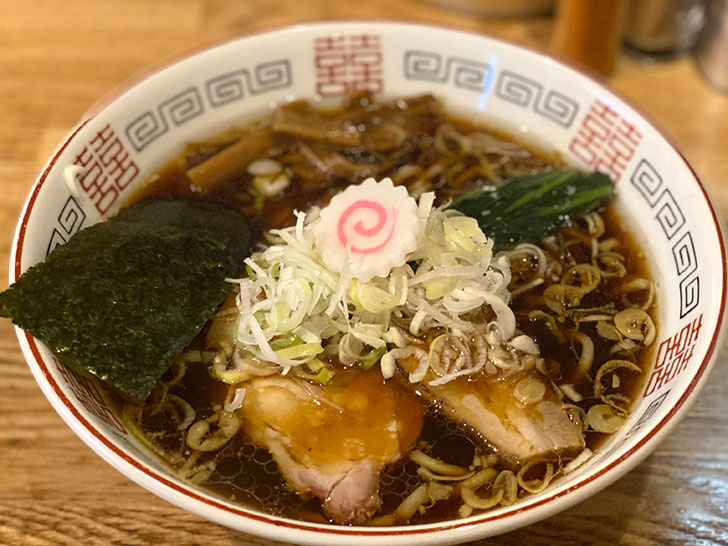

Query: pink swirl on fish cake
left=336, top=199, right=396, bottom=254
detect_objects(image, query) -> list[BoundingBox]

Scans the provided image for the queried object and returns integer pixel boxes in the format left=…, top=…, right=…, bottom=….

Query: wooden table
left=1, top=2, right=727, bottom=545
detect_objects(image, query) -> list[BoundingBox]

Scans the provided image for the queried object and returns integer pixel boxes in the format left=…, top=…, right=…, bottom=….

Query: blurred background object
left=425, top=0, right=555, bottom=17
left=551, top=0, right=627, bottom=75
left=694, top=0, right=728, bottom=91
left=623, top=0, right=706, bottom=55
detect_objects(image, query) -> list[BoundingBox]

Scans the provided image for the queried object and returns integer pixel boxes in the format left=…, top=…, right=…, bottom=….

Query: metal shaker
left=623, top=0, right=706, bottom=55
left=694, top=0, right=728, bottom=91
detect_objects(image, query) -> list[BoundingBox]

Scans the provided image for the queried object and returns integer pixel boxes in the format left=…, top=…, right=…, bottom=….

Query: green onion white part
left=227, top=178, right=531, bottom=385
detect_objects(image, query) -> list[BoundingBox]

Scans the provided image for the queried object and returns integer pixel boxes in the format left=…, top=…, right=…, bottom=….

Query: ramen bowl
left=10, top=21, right=726, bottom=545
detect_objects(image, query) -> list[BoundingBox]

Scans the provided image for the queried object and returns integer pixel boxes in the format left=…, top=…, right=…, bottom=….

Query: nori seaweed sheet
left=0, top=196, right=250, bottom=400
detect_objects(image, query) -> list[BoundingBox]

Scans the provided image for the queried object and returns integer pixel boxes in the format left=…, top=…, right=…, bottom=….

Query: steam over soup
left=3, top=92, right=656, bottom=526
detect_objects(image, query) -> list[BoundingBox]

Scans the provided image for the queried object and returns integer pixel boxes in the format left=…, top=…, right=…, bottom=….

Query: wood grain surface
left=1, top=1, right=727, bottom=545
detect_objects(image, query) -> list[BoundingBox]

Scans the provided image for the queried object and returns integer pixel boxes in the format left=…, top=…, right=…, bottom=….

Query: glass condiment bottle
left=551, top=0, right=627, bottom=75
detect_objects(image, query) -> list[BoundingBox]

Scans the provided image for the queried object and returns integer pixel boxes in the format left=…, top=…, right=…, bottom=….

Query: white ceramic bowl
left=10, top=21, right=727, bottom=545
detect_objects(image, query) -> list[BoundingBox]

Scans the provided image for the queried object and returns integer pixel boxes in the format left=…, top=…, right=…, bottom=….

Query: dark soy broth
left=120, top=93, right=655, bottom=525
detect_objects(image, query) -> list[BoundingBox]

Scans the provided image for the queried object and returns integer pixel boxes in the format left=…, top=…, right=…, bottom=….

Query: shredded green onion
left=297, top=357, right=334, bottom=383
left=275, top=342, right=323, bottom=360
left=269, top=334, right=303, bottom=350
left=229, top=186, right=520, bottom=385
left=360, top=346, right=386, bottom=370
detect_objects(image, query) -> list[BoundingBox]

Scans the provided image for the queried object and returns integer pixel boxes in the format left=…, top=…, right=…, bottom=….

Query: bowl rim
left=10, top=19, right=728, bottom=544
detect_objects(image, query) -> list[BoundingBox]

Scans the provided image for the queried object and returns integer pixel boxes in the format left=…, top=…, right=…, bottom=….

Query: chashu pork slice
left=399, top=354, right=584, bottom=465
left=424, top=371, right=585, bottom=464
left=238, top=369, right=424, bottom=524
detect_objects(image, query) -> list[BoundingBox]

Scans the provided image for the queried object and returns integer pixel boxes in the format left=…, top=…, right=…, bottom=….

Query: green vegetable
left=291, top=357, right=334, bottom=384
left=275, top=342, right=323, bottom=360
left=306, top=357, right=335, bottom=383
left=360, top=346, right=386, bottom=370
left=269, top=334, right=303, bottom=351
left=0, top=197, right=250, bottom=400
left=449, top=169, right=614, bottom=251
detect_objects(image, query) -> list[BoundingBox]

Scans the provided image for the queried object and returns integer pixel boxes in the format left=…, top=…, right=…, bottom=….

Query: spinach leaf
left=449, top=169, right=614, bottom=251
